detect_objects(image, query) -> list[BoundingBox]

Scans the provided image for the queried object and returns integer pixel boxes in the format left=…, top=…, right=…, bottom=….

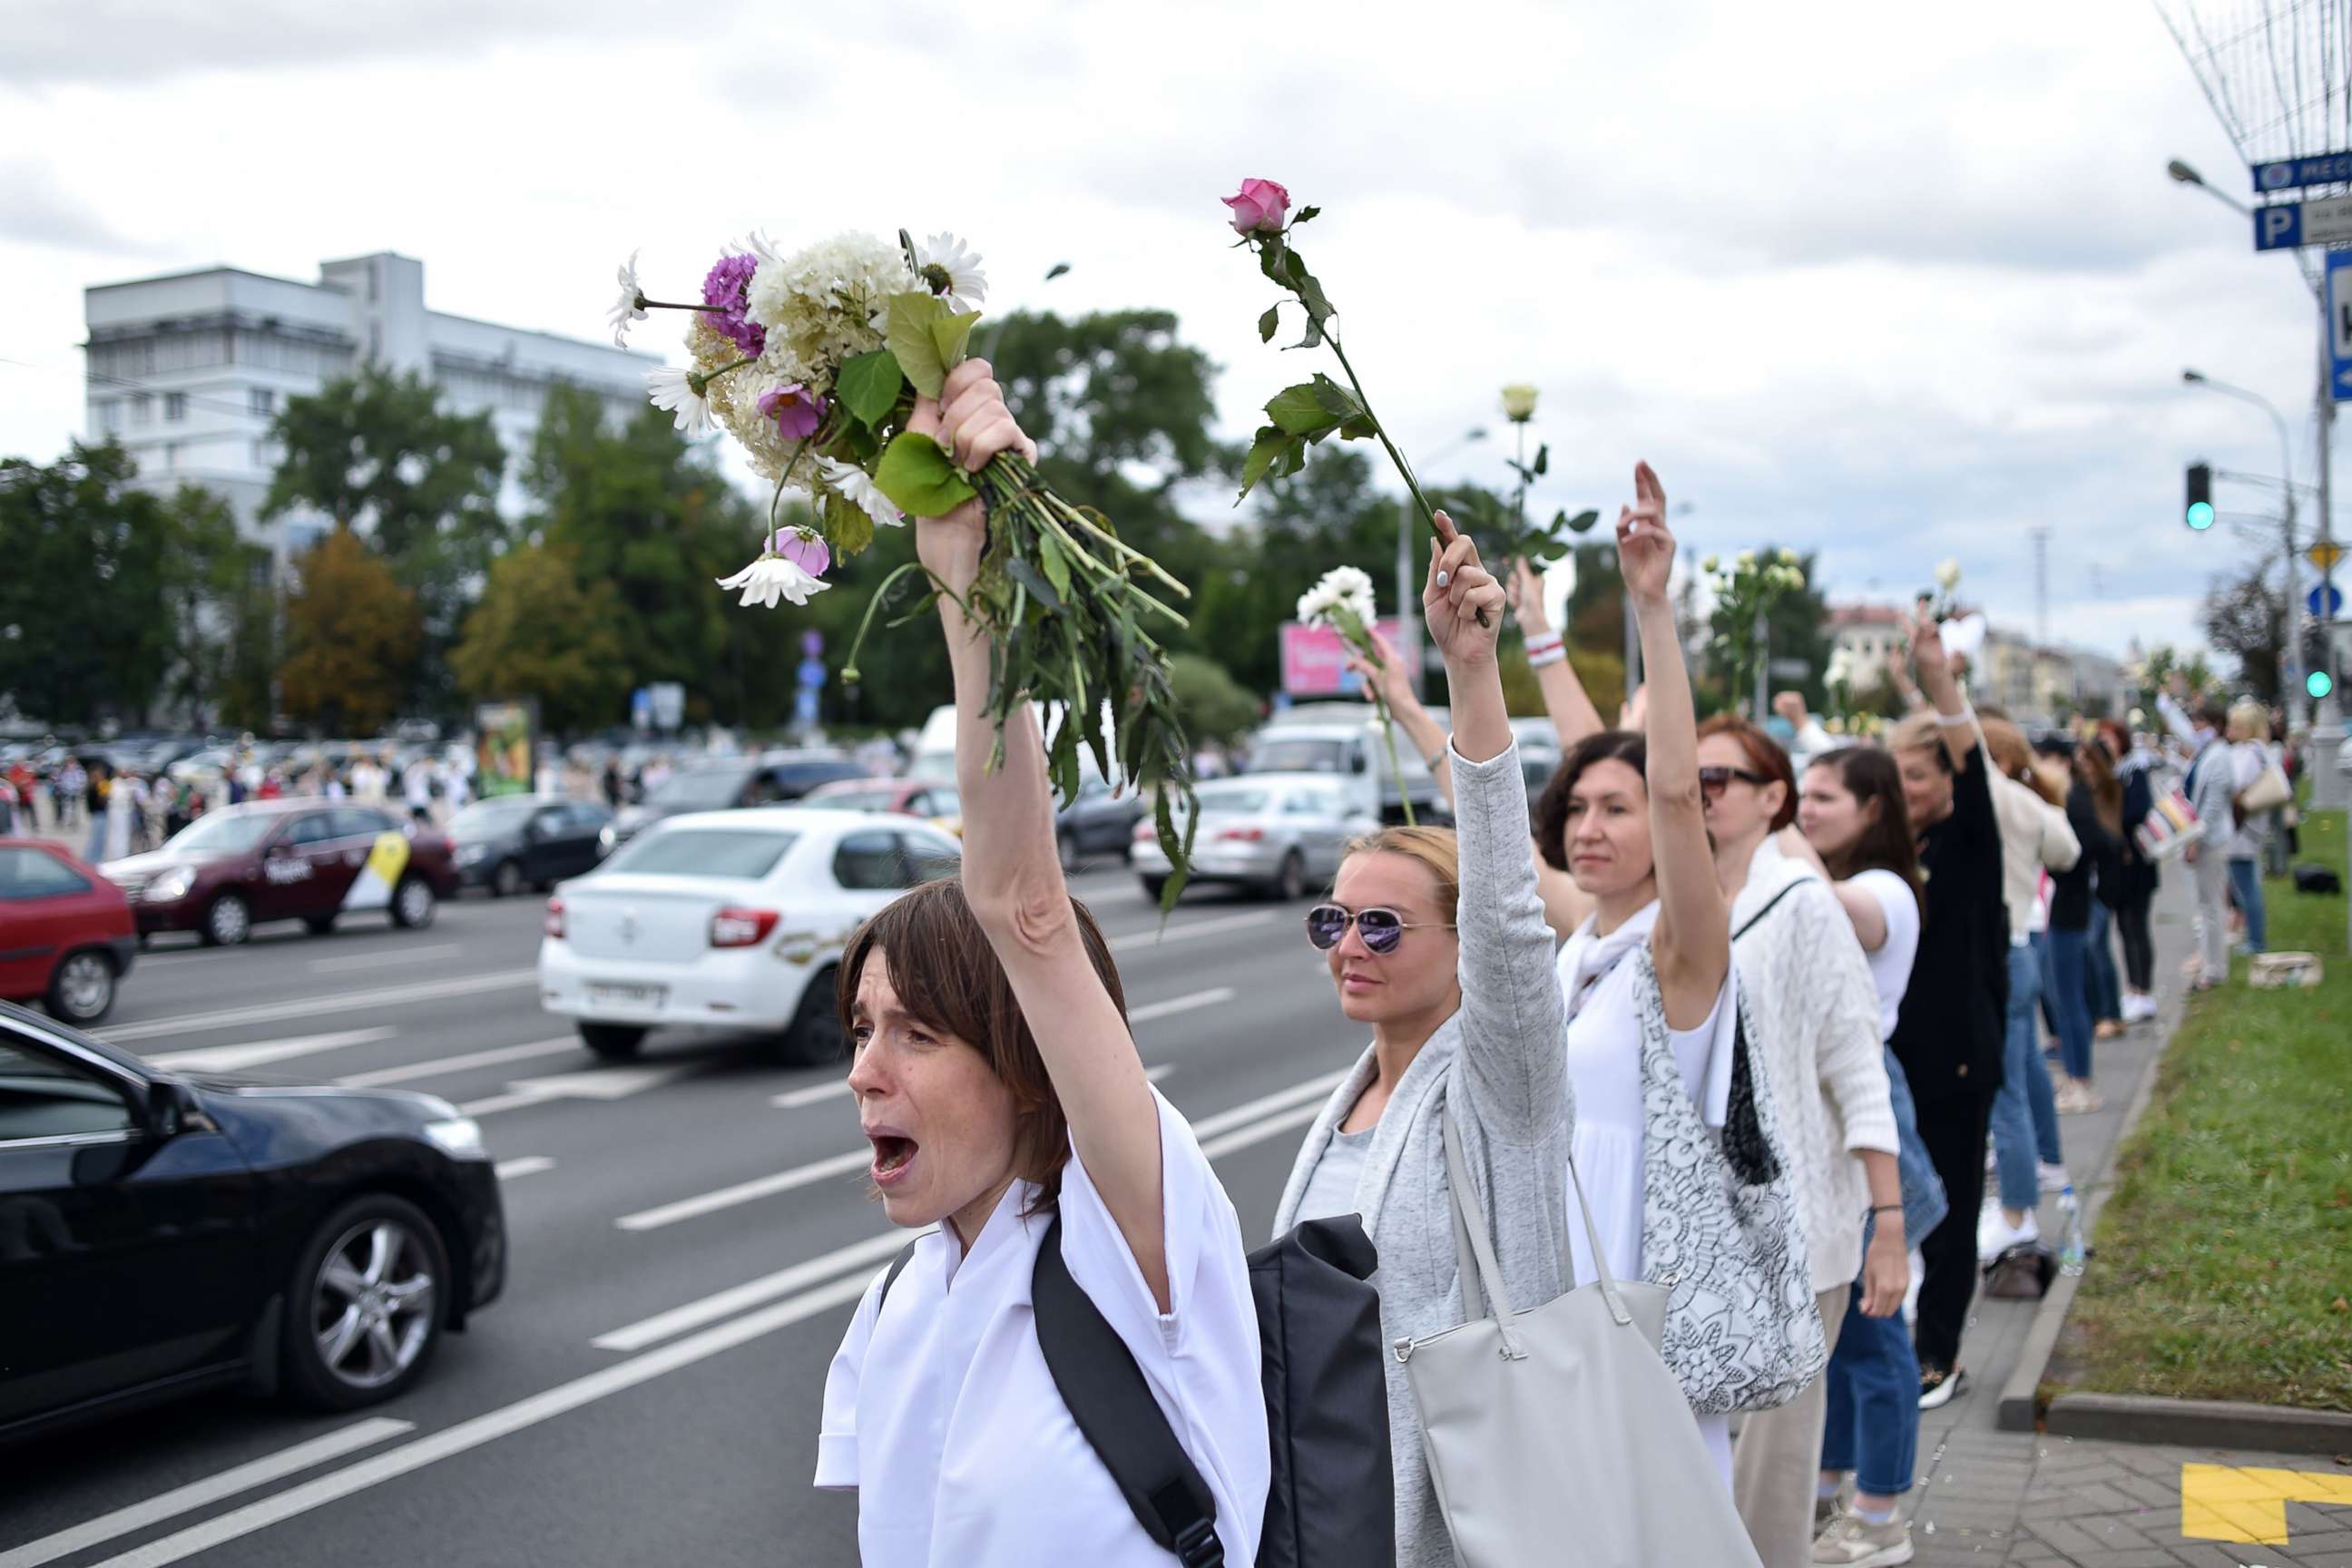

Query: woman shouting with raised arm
left=815, top=359, right=1269, bottom=1567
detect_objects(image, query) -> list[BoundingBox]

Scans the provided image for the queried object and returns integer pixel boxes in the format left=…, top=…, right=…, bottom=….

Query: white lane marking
left=455, top=1090, right=545, bottom=1117
left=0, top=1416, right=413, bottom=1568
left=308, top=943, right=462, bottom=974
left=769, top=1057, right=1177, bottom=1112
left=1200, top=1101, right=1325, bottom=1161
left=143, top=1027, right=396, bottom=1075
left=494, top=1156, right=554, bottom=1181
left=338, top=1037, right=576, bottom=1088
left=101, top=968, right=536, bottom=1044
left=82, top=1275, right=876, bottom=1568
left=1186, top=1068, right=1349, bottom=1141
left=613, top=1149, right=871, bottom=1231
left=1132, top=985, right=1236, bottom=1023
left=592, top=1229, right=920, bottom=1352
left=1105, top=908, right=1279, bottom=952
left=462, top=1063, right=692, bottom=1119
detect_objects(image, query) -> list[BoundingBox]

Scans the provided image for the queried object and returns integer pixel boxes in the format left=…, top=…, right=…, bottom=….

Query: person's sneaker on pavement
left=1815, top=1475, right=1854, bottom=1529
left=2038, top=1161, right=2069, bottom=1194
left=1916, top=1364, right=1965, bottom=1410
left=1812, top=1510, right=1914, bottom=1566
left=1977, top=1203, right=2040, bottom=1263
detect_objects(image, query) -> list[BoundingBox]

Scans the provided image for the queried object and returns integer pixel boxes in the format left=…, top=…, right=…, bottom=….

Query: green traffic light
left=2187, top=501, right=2216, bottom=531
left=2310, top=670, right=2337, bottom=700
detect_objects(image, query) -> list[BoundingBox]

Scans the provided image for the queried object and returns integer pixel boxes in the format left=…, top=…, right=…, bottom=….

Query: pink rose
left=1222, top=177, right=1291, bottom=235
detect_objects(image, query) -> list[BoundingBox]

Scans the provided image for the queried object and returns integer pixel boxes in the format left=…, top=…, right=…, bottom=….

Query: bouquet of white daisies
left=1297, top=564, right=1415, bottom=825
left=611, top=228, right=1200, bottom=897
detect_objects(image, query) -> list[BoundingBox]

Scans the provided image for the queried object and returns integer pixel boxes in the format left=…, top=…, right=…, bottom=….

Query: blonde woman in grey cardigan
left=1272, top=511, right=1575, bottom=1567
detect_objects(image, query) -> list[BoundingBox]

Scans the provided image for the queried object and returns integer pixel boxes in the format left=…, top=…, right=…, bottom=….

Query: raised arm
left=1506, top=556, right=1606, bottom=748
left=912, top=360, right=1171, bottom=1308
left=1426, top=513, right=1570, bottom=1143
left=1617, top=463, right=1727, bottom=1029
left=1908, top=608, right=1982, bottom=772
left=1345, top=628, right=1455, bottom=810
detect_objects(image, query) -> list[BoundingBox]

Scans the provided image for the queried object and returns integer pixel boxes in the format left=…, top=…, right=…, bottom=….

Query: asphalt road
left=1, top=863, right=1367, bottom=1568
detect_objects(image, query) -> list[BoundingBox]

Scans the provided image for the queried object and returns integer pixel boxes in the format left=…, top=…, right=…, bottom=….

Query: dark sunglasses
left=1305, top=903, right=1455, bottom=955
left=1698, top=766, right=1775, bottom=800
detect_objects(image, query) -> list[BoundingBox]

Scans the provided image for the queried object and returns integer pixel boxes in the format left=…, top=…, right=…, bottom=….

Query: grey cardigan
left=1271, top=740, right=1574, bottom=1568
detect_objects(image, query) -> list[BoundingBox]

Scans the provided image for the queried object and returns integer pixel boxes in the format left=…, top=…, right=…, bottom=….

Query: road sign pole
left=2313, top=288, right=2347, bottom=815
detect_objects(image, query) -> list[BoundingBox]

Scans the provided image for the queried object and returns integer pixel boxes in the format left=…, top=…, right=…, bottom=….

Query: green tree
left=1168, top=653, right=1260, bottom=745
left=0, top=442, right=206, bottom=726
left=450, top=543, right=630, bottom=735
left=265, top=368, right=507, bottom=710
left=1705, top=546, right=1831, bottom=715
left=152, top=485, right=276, bottom=729
left=278, top=530, right=422, bottom=734
left=2202, top=561, right=2286, bottom=705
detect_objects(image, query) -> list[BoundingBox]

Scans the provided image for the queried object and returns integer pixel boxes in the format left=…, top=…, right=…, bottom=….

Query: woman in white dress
left=814, top=360, right=1269, bottom=1567
left=1534, top=464, right=1767, bottom=1485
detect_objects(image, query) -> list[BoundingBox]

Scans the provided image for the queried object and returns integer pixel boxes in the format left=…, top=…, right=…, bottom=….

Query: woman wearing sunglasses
left=816, top=363, right=1269, bottom=1566
left=1271, top=506, right=1577, bottom=1566
left=1692, top=717, right=1900, bottom=1568
left=1532, top=465, right=1800, bottom=1489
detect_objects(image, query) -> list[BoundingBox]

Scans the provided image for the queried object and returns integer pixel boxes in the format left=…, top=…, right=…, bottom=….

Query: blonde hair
left=2228, top=701, right=2267, bottom=741
left=1340, top=825, right=1460, bottom=914
left=1889, top=712, right=1948, bottom=767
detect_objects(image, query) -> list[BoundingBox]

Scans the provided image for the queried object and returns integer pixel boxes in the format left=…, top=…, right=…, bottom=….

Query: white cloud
left=0, top=0, right=2332, bottom=667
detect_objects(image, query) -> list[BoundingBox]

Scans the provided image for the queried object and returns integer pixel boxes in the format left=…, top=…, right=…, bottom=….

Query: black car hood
left=181, top=1074, right=456, bottom=1161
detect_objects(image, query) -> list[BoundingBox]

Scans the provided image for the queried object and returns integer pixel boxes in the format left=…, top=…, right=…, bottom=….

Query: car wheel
left=779, top=968, right=846, bottom=1066
left=390, top=877, right=436, bottom=929
left=1139, top=875, right=1169, bottom=903
left=304, top=914, right=338, bottom=936
left=492, top=860, right=523, bottom=899
left=202, top=893, right=251, bottom=947
left=578, top=1023, right=646, bottom=1060
left=47, top=950, right=116, bottom=1024
left=1057, top=830, right=1079, bottom=874
left=1268, top=850, right=1306, bottom=903
left=282, top=1193, right=449, bottom=1411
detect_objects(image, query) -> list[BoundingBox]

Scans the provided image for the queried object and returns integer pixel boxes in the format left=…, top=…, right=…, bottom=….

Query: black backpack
left=878, top=1212, right=1393, bottom=1568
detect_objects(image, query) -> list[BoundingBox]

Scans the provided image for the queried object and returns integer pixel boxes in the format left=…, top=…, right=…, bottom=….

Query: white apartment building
left=84, top=251, right=658, bottom=562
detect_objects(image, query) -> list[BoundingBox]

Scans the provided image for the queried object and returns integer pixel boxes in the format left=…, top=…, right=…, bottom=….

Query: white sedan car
left=538, top=808, right=962, bottom=1063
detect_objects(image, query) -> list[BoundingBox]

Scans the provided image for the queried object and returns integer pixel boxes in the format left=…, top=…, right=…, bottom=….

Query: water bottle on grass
left=2057, top=1184, right=2087, bottom=1276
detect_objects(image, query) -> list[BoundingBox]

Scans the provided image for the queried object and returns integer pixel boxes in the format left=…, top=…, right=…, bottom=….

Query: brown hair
left=837, top=877, right=1125, bottom=1207
left=1888, top=711, right=1953, bottom=773
left=1808, top=747, right=1925, bottom=913
left=1980, top=716, right=2063, bottom=806
left=1338, top=824, right=1460, bottom=913
left=1696, top=714, right=1798, bottom=832
left=2077, top=737, right=2124, bottom=838
left=1535, top=730, right=1649, bottom=871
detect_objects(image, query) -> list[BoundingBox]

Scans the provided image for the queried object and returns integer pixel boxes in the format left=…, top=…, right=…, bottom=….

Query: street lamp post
left=2181, top=368, right=2301, bottom=721
left=1397, top=426, right=1486, bottom=699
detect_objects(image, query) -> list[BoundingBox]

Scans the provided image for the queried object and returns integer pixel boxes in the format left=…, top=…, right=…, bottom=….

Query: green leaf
left=822, top=491, right=876, bottom=559
left=1563, top=507, right=1601, bottom=535
left=886, top=293, right=952, bottom=398
left=1533, top=444, right=1549, bottom=477
left=1036, top=532, right=1073, bottom=602
left=1238, top=426, right=1306, bottom=500
left=1291, top=205, right=1321, bottom=225
left=929, top=310, right=983, bottom=376
left=872, top=431, right=977, bottom=517
left=1005, top=555, right=1065, bottom=615
left=836, top=350, right=904, bottom=429
left=1265, top=381, right=1341, bottom=437
left=1257, top=304, right=1280, bottom=343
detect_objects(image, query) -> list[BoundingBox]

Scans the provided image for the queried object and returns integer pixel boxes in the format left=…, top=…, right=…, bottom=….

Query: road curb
left=1996, top=950, right=2352, bottom=1455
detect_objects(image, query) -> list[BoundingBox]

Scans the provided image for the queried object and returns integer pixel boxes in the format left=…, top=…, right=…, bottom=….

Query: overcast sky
left=0, top=0, right=2335, bottom=664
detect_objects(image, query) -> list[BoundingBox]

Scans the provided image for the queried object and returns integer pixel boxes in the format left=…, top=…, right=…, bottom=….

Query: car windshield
left=804, top=787, right=898, bottom=812
left=166, top=813, right=279, bottom=855
left=449, top=799, right=539, bottom=837
left=1250, top=738, right=1348, bottom=775
left=600, top=828, right=798, bottom=879
left=1195, top=786, right=1274, bottom=814
left=647, top=765, right=753, bottom=810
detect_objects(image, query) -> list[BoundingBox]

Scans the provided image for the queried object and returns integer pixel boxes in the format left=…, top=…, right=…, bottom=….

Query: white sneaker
left=2123, top=993, right=2158, bottom=1023
left=2039, top=1161, right=2070, bottom=1194
left=1813, top=1512, right=1915, bottom=1566
left=1978, top=1205, right=2040, bottom=1262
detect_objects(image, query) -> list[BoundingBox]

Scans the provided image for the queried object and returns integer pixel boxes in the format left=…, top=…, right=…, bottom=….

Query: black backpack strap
left=1032, top=1213, right=1223, bottom=1567
left=1733, top=876, right=1808, bottom=940
left=874, top=1241, right=918, bottom=1311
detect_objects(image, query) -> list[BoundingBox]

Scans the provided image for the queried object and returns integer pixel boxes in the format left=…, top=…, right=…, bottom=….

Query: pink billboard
left=1279, top=617, right=1403, bottom=697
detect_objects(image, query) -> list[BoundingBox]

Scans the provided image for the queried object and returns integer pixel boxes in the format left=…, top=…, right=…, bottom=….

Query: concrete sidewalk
left=1895, top=888, right=2352, bottom=1567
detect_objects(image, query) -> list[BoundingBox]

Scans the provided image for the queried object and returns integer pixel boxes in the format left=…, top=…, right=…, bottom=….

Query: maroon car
left=102, top=800, right=461, bottom=946
left=0, top=839, right=138, bottom=1024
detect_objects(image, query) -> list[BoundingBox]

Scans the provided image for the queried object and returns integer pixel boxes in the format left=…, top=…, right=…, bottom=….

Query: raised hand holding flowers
left=1298, top=564, right=1414, bottom=824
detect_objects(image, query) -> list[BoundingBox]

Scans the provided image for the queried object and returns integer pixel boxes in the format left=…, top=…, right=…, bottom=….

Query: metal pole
left=1751, top=604, right=1769, bottom=719
left=2313, top=302, right=2347, bottom=814
left=1396, top=495, right=1421, bottom=701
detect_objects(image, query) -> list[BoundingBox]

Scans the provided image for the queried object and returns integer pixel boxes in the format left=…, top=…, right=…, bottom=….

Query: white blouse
left=1849, top=868, right=1921, bottom=1043
left=816, top=1088, right=1269, bottom=1567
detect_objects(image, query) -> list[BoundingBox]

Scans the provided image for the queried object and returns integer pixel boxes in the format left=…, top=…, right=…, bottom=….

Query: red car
left=102, top=800, right=462, bottom=947
left=0, top=839, right=138, bottom=1024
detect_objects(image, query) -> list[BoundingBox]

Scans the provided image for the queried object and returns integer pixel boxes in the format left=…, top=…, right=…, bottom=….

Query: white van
left=1249, top=704, right=1449, bottom=825
left=912, top=701, right=1143, bottom=869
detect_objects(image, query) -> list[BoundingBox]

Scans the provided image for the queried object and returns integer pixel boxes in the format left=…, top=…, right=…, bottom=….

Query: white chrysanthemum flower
left=1296, top=584, right=1338, bottom=624
left=608, top=250, right=646, bottom=348
left=1935, top=557, right=1963, bottom=591
left=716, top=552, right=829, bottom=610
left=913, top=231, right=989, bottom=310
left=818, top=456, right=903, bottom=528
left=646, top=368, right=713, bottom=437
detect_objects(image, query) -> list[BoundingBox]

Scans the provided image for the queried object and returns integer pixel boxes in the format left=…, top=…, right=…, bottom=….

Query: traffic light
left=2310, top=669, right=2336, bottom=700
left=2185, top=463, right=2215, bottom=531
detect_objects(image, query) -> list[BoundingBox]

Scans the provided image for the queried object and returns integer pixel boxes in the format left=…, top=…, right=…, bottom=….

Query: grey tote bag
left=1394, top=1105, right=1764, bottom=1568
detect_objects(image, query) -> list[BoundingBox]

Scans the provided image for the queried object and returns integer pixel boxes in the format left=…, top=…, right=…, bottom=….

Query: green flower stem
left=1372, top=693, right=1416, bottom=827
left=692, top=357, right=757, bottom=394
left=639, top=296, right=719, bottom=314
left=1321, top=330, right=1487, bottom=629
left=840, top=560, right=936, bottom=683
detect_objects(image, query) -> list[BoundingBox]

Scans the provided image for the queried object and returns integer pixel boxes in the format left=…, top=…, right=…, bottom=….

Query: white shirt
left=1849, top=869, right=1921, bottom=1042
left=2229, top=741, right=2269, bottom=858
left=817, top=1089, right=1269, bottom=1568
left=1993, top=772, right=2078, bottom=945
left=1295, top=1122, right=1373, bottom=1225
left=403, top=761, right=434, bottom=808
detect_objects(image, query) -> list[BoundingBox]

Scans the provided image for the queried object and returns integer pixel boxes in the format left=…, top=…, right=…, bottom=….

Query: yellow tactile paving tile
left=2180, top=1462, right=2352, bottom=1545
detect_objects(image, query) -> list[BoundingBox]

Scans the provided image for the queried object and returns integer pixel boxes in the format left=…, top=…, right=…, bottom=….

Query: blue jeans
left=2084, top=902, right=2122, bottom=1024
left=2046, top=926, right=2095, bottom=1083
left=1990, top=940, right=2060, bottom=1211
left=2228, top=858, right=2267, bottom=954
left=1819, top=1282, right=1919, bottom=1496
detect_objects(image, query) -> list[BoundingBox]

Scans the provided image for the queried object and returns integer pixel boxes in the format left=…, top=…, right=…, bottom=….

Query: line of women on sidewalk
left=802, top=364, right=2004, bottom=1568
